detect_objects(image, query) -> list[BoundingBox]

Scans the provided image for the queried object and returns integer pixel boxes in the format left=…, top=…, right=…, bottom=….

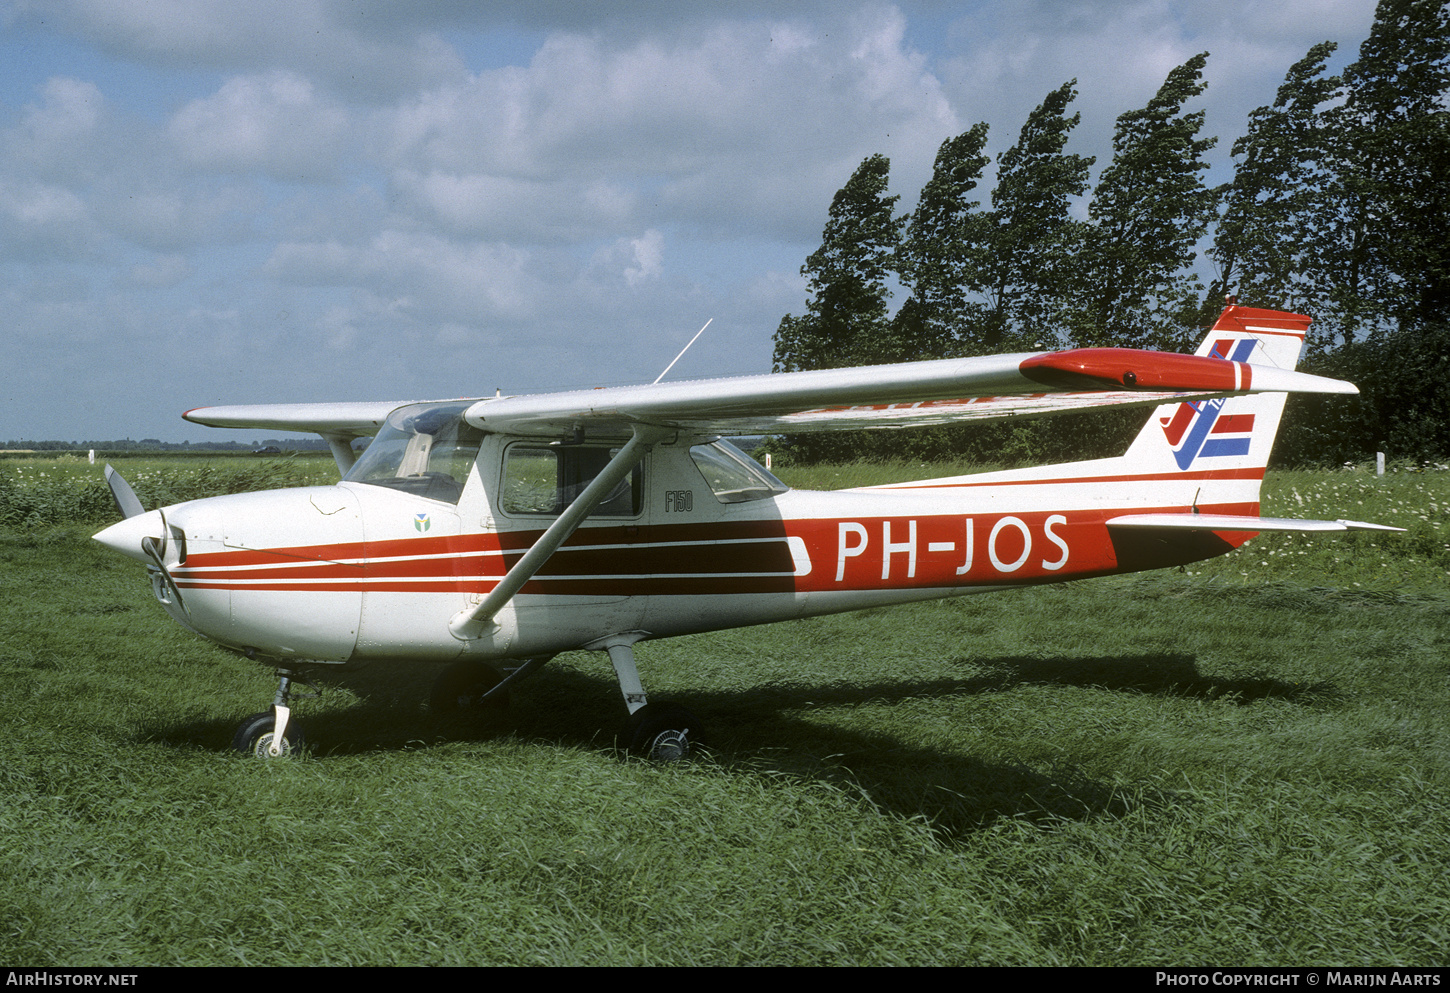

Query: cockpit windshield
left=344, top=401, right=483, bottom=505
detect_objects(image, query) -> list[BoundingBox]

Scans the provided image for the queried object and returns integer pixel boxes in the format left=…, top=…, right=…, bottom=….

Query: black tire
left=232, top=711, right=306, bottom=757
left=430, top=659, right=510, bottom=717
left=628, top=702, right=699, bottom=762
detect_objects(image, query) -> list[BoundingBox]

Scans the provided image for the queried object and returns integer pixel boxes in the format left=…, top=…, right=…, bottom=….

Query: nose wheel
left=232, top=710, right=306, bottom=757
left=233, top=668, right=317, bottom=758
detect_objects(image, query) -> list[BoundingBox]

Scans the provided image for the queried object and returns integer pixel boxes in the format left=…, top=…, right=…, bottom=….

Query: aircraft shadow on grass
left=139, top=650, right=1331, bottom=843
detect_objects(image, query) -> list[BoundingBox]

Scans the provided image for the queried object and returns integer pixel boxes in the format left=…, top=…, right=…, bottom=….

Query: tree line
left=771, top=0, right=1449, bottom=467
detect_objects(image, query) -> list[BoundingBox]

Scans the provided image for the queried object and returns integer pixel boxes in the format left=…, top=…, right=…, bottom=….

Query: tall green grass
left=1, top=458, right=1446, bottom=965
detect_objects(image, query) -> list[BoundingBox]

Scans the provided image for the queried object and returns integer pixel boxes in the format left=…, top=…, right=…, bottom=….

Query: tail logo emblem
left=1160, top=338, right=1257, bottom=470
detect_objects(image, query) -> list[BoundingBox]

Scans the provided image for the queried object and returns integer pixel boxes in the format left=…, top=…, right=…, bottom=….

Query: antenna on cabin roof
left=653, top=318, right=712, bottom=385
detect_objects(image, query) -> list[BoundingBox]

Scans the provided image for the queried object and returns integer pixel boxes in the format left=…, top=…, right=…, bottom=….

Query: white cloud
left=624, top=229, right=664, bottom=286
left=169, top=72, right=351, bottom=179
left=25, top=0, right=467, bottom=97
left=0, top=179, right=88, bottom=228
left=128, top=253, right=191, bottom=289
left=580, top=229, right=666, bottom=288
left=264, top=230, right=542, bottom=323
left=95, top=182, right=262, bottom=252
left=18, top=77, right=103, bottom=152
left=372, top=9, right=958, bottom=244
left=1, top=76, right=113, bottom=193
left=389, top=170, right=639, bottom=242
left=0, top=178, right=95, bottom=260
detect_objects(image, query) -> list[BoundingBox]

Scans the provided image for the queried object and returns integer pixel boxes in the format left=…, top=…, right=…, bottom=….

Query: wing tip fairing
left=1020, top=348, right=1248, bottom=392
left=1018, top=348, right=1355, bottom=397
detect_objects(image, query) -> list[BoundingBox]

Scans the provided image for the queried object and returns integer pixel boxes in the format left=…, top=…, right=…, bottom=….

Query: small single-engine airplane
left=95, top=303, right=1398, bottom=759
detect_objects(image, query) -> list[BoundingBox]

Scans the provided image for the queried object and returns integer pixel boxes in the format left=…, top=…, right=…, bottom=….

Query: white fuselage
left=95, top=433, right=1259, bottom=666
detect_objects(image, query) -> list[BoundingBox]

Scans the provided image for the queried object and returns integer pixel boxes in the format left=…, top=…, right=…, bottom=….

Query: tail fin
left=1123, top=305, right=1311, bottom=475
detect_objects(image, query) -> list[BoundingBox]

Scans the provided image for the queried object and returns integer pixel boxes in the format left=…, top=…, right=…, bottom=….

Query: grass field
left=1, top=457, right=1447, bottom=965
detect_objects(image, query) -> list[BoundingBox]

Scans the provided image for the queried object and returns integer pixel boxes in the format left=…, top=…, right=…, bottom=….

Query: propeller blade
left=104, top=464, right=146, bottom=519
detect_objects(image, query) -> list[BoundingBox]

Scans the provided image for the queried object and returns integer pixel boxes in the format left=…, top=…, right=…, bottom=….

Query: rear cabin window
left=688, top=440, right=789, bottom=504
left=501, top=445, right=642, bottom=517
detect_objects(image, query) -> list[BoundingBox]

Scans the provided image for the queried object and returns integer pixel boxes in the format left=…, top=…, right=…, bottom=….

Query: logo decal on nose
left=414, top=513, right=431, bottom=532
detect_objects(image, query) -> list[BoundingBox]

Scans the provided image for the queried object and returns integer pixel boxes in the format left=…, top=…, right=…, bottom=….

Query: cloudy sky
left=1, top=0, right=1379, bottom=443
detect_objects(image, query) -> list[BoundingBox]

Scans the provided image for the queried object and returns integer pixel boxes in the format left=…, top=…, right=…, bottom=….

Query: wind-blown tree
left=1276, top=0, right=1450, bottom=465
left=1209, top=42, right=1342, bottom=343
left=772, top=154, right=906, bottom=372
left=890, top=123, right=991, bottom=360
left=1068, top=53, right=1221, bottom=351
left=979, top=80, right=1095, bottom=352
left=1313, top=0, right=1450, bottom=342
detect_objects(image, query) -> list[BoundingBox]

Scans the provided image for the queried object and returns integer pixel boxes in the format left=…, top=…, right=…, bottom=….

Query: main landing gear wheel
left=232, top=711, right=306, bottom=758
left=430, top=659, right=510, bottom=718
left=628, top=702, right=699, bottom=762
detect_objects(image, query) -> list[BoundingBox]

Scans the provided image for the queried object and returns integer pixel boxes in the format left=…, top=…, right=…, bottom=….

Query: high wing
left=182, top=347, right=1356, bottom=447
left=463, top=347, right=1354, bottom=439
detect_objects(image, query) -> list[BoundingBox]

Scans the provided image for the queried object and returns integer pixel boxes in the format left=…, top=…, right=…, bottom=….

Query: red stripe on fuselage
left=884, top=467, right=1264, bottom=490
left=173, top=502, right=1257, bottom=595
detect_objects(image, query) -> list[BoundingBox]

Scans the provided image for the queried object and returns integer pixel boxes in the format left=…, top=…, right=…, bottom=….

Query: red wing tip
left=1020, top=349, right=1242, bottom=392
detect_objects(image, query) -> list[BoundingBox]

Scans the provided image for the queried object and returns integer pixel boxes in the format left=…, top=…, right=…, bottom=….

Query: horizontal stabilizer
left=1106, top=514, right=1403, bottom=533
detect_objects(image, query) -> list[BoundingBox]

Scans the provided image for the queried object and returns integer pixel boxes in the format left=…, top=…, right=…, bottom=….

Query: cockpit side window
left=344, top=402, right=483, bottom=505
left=501, top=444, right=642, bottom=517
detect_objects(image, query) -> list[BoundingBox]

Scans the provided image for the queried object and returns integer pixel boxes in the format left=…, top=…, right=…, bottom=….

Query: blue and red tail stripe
left=1159, top=337, right=1260, bottom=469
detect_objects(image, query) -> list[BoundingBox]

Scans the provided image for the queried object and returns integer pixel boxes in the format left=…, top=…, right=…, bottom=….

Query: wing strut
left=322, top=434, right=360, bottom=475
left=448, top=424, right=669, bottom=641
